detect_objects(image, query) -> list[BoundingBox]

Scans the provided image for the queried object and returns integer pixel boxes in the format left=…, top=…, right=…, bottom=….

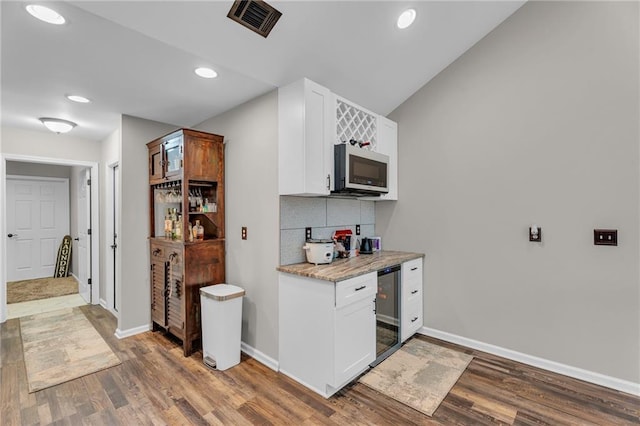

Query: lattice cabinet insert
left=335, top=97, right=377, bottom=150
left=147, top=128, right=226, bottom=356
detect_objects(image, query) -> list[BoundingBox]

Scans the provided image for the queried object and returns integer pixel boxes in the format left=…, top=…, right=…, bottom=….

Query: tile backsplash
left=280, top=196, right=376, bottom=265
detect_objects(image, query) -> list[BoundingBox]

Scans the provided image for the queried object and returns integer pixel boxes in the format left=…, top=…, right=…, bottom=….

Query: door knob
left=7, top=233, right=18, bottom=238
left=74, top=237, right=80, bottom=241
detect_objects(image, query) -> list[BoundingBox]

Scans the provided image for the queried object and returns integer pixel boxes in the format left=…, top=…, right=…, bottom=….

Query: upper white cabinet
left=278, top=78, right=333, bottom=196
left=375, top=116, right=398, bottom=201
left=278, top=77, right=398, bottom=200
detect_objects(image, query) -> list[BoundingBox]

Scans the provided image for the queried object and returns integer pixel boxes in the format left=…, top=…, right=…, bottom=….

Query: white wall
left=377, top=1, right=639, bottom=384
left=69, top=166, right=85, bottom=275
left=117, top=116, right=176, bottom=333
left=100, top=128, right=120, bottom=307
left=195, top=91, right=280, bottom=360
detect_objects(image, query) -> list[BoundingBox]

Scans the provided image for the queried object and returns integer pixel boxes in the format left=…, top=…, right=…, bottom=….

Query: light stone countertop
left=277, top=250, right=424, bottom=282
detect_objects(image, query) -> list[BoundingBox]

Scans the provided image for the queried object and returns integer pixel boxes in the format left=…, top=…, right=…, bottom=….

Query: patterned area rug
left=7, top=276, right=78, bottom=304
left=359, top=338, right=473, bottom=416
left=19, top=307, right=121, bottom=393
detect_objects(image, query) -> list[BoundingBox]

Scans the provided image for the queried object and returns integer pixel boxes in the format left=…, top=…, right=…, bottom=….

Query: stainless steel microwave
left=333, top=144, right=389, bottom=196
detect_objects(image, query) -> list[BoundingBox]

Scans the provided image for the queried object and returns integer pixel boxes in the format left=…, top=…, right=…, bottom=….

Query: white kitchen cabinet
left=279, top=272, right=377, bottom=398
left=356, top=115, right=398, bottom=201
left=278, top=78, right=333, bottom=196
left=376, top=116, right=398, bottom=201
left=401, top=258, right=424, bottom=342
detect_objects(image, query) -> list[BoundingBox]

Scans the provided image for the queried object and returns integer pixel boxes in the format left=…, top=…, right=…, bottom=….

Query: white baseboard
left=99, top=298, right=108, bottom=309
left=419, top=327, right=640, bottom=397
left=115, top=324, right=151, bottom=339
left=240, top=341, right=279, bottom=371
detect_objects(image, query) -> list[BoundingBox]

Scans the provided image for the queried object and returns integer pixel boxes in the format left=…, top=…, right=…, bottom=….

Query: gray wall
left=118, top=116, right=177, bottom=332
left=280, top=197, right=375, bottom=265
left=6, top=161, right=71, bottom=179
left=196, top=91, right=280, bottom=361
left=377, top=1, right=639, bottom=383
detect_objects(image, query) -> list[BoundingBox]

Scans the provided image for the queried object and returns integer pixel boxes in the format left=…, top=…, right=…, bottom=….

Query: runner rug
left=19, top=307, right=121, bottom=393
left=7, top=276, right=78, bottom=304
left=359, top=338, right=473, bottom=416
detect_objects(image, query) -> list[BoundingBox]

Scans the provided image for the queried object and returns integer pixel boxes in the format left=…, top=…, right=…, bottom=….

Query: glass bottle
left=164, top=209, right=172, bottom=238
left=174, top=214, right=182, bottom=240
left=195, top=220, right=204, bottom=241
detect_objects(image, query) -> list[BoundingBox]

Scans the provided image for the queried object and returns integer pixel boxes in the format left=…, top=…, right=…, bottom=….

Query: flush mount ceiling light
left=39, top=117, right=77, bottom=134
left=66, top=94, right=90, bottom=103
left=194, top=67, right=218, bottom=79
left=397, top=9, right=417, bottom=29
left=26, top=4, right=66, bottom=25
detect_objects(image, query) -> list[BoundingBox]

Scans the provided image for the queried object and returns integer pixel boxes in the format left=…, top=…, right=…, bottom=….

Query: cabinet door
left=149, top=143, right=164, bottom=184
left=183, top=134, right=223, bottom=181
left=376, top=116, right=398, bottom=201
left=334, top=297, right=376, bottom=387
left=278, top=78, right=332, bottom=196
left=150, top=257, right=167, bottom=327
left=166, top=250, right=184, bottom=337
left=164, top=135, right=183, bottom=181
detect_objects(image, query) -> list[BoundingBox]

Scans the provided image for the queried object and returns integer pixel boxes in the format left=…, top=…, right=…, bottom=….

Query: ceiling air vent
left=227, top=0, right=282, bottom=38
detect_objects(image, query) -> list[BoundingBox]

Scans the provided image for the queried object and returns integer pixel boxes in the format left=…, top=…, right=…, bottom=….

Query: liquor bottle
left=175, top=214, right=182, bottom=240
left=195, top=220, right=204, bottom=241
left=164, top=210, right=172, bottom=238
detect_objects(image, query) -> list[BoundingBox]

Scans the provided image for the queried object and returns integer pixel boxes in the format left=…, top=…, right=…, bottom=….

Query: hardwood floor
left=2, top=305, right=638, bottom=425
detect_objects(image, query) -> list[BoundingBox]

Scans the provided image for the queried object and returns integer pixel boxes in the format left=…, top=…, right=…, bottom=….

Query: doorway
left=0, top=155, right=100, bottom=323
left=6, top=176, right=69, bottom=281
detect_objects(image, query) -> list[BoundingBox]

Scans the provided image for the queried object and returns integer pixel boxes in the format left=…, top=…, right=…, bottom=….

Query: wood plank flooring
left=2, top=305, right=638, bottom=425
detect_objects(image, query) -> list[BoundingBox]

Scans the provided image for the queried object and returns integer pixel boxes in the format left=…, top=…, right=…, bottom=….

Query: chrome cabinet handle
left=326, top=174, right=331, bottom=190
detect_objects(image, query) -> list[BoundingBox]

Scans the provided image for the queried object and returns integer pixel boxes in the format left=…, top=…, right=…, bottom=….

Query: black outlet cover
left=594, top=229, right=617, bottom=246
left=305, top=227, right=312, bottom=240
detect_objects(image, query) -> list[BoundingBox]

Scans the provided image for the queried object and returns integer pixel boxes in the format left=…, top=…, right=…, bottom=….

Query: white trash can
left=200, top=284, right=245, bottom=371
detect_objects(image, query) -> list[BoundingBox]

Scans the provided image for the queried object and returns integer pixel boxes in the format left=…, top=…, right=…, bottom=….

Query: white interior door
left=6, top=177, right=70, bottom=281
left=77, top=169, right=91, bottom=303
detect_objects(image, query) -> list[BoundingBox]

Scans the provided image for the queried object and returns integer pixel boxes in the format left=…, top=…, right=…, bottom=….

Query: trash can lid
left=200, top=284, right=245, bottom=301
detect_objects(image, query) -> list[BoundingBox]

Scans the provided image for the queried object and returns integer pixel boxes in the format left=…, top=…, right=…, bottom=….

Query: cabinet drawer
left=402, top=258, right=422, bottom=286
left=404, top=280, right=422, bottom=305
left=335, top=272, right=377, bottom=309
left=402, top=298, right=423, bottom=341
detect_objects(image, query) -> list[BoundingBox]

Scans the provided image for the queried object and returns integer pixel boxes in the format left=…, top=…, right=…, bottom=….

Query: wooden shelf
left=147, top=128, right=226, bottom=357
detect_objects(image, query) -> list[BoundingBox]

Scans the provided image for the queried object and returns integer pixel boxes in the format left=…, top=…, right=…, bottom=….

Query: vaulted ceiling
left=1, top=1, right=525, bottom=141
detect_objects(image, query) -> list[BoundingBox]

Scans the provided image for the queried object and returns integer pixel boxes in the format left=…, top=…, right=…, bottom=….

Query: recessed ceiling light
left=195, top=67, right=218, bottom=79
left=397, top=9, right=416, bottom=29
left=39, top=117, right=77, bottom=134
left=26, top=4, right=66, bottom=25
left=66, top=95, right=90, bottom=103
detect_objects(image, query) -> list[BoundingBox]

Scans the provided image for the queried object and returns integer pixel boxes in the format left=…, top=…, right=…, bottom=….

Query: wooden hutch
left=147, top=128, right=225, bottom=356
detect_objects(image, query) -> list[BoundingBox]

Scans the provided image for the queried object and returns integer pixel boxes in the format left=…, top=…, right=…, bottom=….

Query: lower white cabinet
left=401, top=258, right=424, bottom=342
left=279, top=272, right=376, bottom=398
